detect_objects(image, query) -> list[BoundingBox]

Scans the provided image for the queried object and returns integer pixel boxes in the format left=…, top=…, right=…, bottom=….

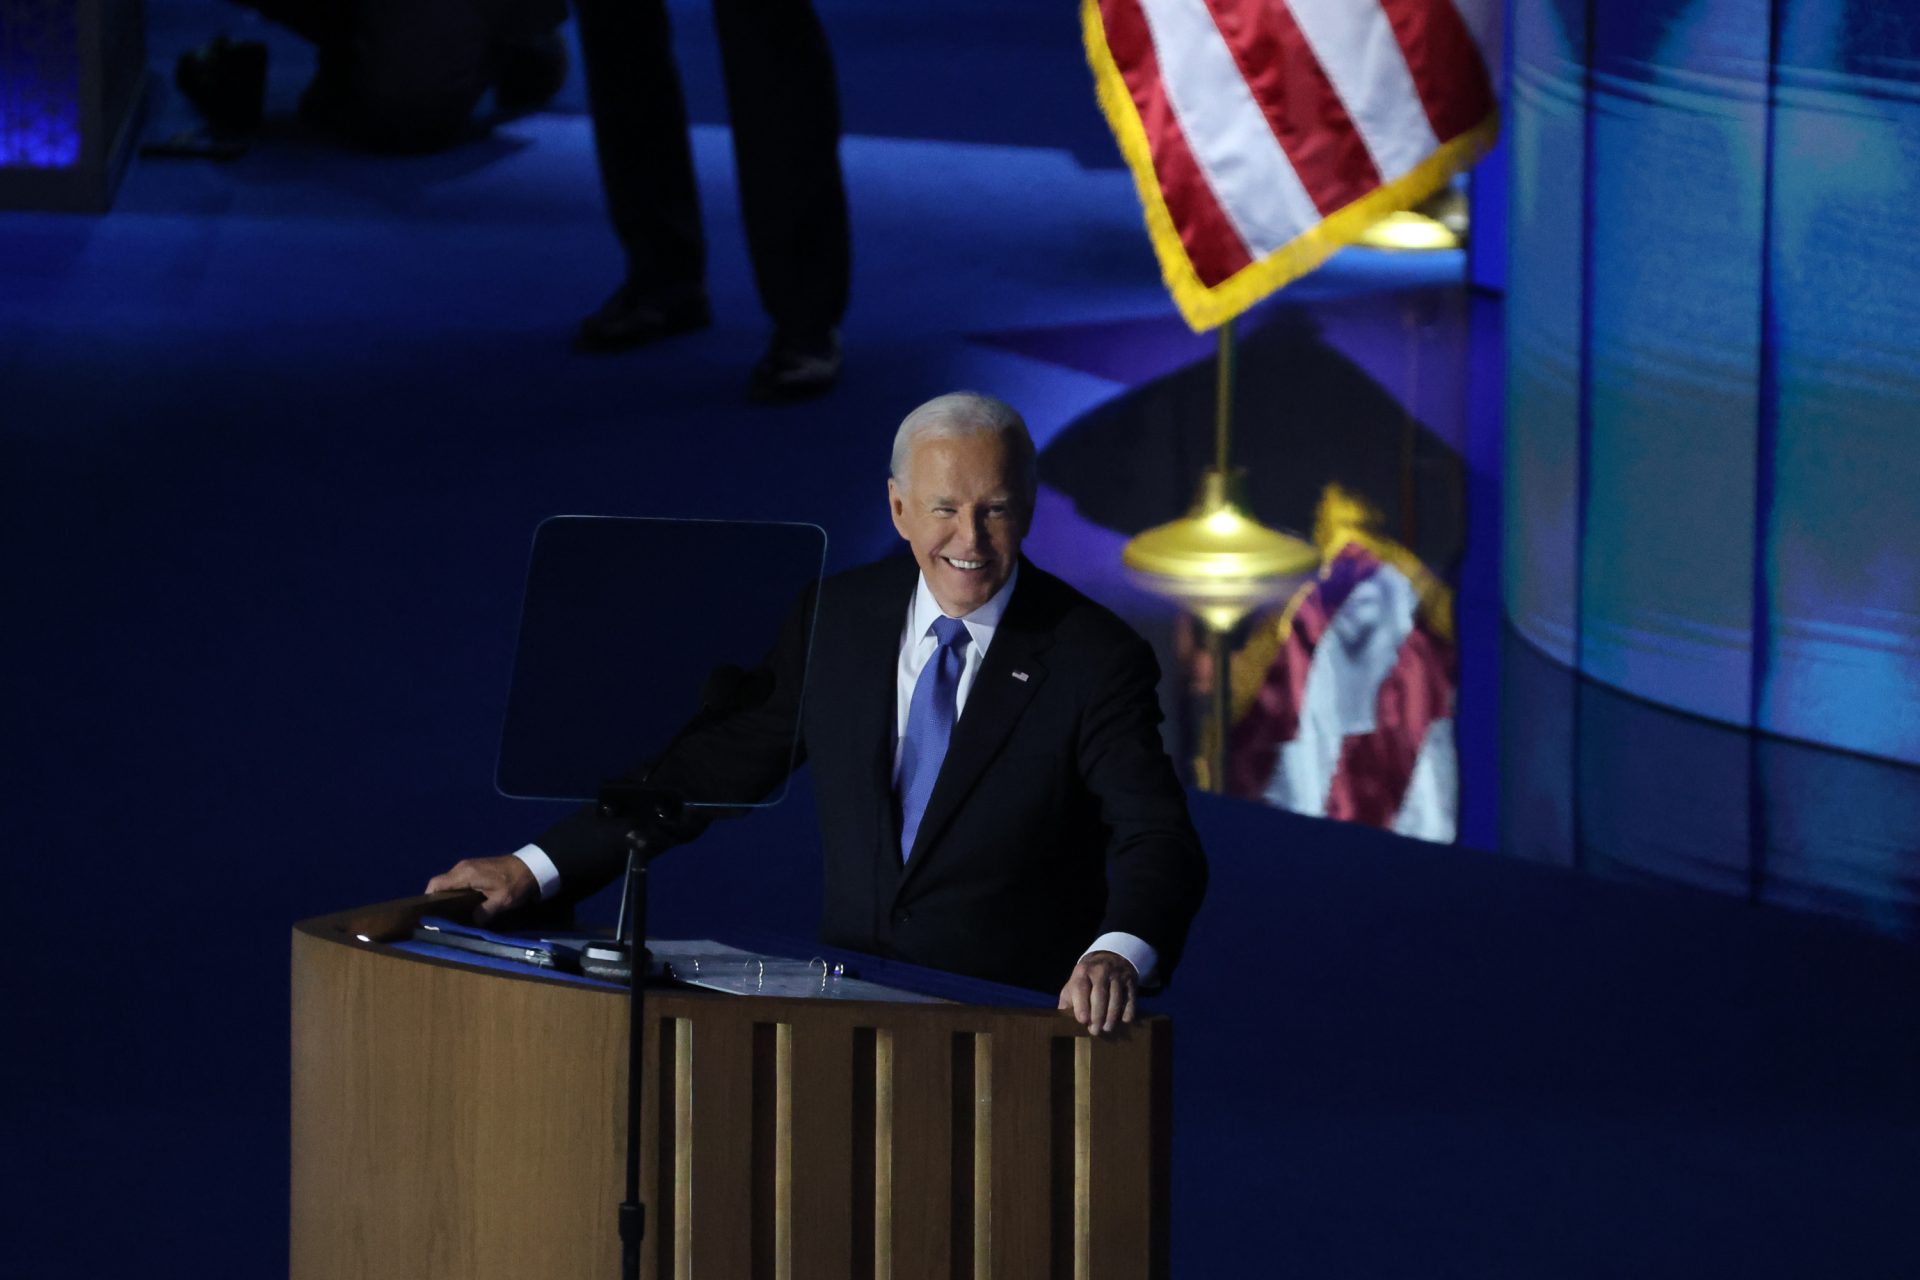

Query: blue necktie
left=897, top=616, right=970, bottom=862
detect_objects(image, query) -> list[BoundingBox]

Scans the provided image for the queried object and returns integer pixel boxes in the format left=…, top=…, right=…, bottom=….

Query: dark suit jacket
left=539, top=555, right=1207, bottom=991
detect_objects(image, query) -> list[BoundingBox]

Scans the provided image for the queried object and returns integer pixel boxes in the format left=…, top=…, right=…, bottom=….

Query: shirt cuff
left=512, top=844, right=562, bottom=902
left=1082, top=932, right=1157, bottom=985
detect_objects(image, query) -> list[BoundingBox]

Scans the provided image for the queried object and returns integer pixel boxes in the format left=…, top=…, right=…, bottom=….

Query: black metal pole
left=617, top=836, right=648, bottom=1280
left=599, top=661, right=764, bottom=1279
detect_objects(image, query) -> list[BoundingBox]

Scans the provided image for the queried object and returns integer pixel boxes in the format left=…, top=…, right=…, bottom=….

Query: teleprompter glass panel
left=495, top=516, right=827, bottom=806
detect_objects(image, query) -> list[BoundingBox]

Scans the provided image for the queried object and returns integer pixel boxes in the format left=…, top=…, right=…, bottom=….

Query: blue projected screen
left=1504, top=0, right=1920, bottom=766
left=1502, top=0, right=1587, bottom=670
left=1762, top=2, right=1920, bottom=762
left=1579, top=0, right=1766, bottom=726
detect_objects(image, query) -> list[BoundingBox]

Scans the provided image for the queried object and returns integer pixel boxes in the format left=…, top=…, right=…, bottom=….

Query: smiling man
left=887, top=401, right=1028, bottom=616
left=431, top=392, right=1207, bottom=1032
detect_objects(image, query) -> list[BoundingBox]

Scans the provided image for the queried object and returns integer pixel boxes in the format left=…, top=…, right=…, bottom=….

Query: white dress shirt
left=891, top=564, right=1016, bottom=778
left=514, top=564, right=1157, bottom=984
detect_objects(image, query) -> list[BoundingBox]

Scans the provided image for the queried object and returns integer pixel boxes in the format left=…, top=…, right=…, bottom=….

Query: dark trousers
left=571, top=0, right=850, bottom=337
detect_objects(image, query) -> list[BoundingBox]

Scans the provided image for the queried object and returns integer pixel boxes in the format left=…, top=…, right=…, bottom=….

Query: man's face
left=888, top=431, right=1031, bottom=617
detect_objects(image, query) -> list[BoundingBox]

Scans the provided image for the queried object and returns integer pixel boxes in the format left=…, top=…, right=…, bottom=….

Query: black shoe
left=175, top=36, right=268, bottom=137
left=749, top=329, right=842, bottom=403
left=492, top=32, right=570, bottom=114
left=572, top=286, right=712, bottom=354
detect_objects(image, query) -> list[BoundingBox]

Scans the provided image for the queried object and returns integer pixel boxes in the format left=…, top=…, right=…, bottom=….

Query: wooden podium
left=292, top=897, right=1172, bottom=1279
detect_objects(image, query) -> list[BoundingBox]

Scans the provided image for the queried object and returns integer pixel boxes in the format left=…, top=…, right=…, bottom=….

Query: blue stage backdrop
left=1504, top=0, right=1920, bottom=766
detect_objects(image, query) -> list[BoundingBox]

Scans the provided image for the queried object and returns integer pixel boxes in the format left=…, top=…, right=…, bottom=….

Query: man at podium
left=429, top=392, right=1207, bottom=1035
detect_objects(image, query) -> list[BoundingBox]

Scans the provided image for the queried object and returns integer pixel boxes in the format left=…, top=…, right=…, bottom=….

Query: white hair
left=889, top=392, right=1037, bottom=497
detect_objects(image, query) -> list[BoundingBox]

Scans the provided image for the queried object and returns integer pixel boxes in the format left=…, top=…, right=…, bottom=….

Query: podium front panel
left=293, top=902, right=1172, bottom=1280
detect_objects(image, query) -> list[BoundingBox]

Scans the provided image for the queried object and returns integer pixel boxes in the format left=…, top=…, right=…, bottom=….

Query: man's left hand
left=1058, top=950, right=1138, bottom=1037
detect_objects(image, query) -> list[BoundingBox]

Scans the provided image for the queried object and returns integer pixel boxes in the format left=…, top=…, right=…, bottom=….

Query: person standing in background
left=570, top=0, right=851, bottom=403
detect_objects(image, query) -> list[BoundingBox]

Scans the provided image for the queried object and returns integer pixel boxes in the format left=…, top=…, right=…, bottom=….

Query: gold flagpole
left=1122, top=318, right=1317, bottom=792
left=1214, top=318, right=1234, bottom=475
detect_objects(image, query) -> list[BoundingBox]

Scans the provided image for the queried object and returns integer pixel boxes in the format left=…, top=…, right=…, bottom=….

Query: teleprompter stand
left=585, top=782, right=688, bottom=1280
left=590, top=664, right=760, bottom=1280
left=445, top=516, right=829, bottom=1277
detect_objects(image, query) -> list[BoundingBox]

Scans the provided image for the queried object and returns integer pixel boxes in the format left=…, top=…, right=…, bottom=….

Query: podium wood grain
left=292, top=901, right=1171, bottom=1280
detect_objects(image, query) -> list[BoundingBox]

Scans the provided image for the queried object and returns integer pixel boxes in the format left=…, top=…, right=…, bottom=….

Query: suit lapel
left=848, top=562, right=914, bottom=863
left=898, top=577, right=1053, bottom=882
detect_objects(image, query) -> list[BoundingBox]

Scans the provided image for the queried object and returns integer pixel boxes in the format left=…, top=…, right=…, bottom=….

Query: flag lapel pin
left=1011, top=671, right=1030, bottom=682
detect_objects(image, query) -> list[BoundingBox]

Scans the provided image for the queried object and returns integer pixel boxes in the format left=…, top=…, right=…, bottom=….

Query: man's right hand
left=425, top=855, right=537, bottom=923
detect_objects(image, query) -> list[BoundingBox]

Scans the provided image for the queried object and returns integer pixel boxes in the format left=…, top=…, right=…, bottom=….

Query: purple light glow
left=1, top=0, right=84, bottom=169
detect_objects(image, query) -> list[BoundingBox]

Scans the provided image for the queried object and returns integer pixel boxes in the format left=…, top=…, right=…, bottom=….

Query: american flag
left=1084, top=0, right=1501, bottom=330
left=1223, top=492, right=1458, bottom=842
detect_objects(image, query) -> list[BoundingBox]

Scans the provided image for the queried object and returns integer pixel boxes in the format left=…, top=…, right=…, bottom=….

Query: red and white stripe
left=1093, top=0, right=1499, bottom=296
left=1227, top=544, right=1458, bottom=842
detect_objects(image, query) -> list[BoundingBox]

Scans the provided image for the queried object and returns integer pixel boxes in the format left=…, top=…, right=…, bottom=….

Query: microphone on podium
left=595, top=660, right=776, bottom=955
